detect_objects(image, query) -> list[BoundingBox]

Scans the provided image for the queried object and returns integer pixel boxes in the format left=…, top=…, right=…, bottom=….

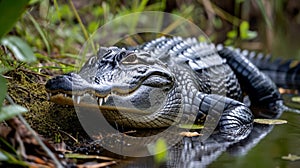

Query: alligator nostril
left=120, top=51, right=127, bottom=58
left=120, top=51, right=127, bottom=57
left=116, top=51, right=128, bottom=62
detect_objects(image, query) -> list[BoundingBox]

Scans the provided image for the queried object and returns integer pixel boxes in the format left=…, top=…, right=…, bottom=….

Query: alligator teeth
left=103, top=96, right=109, bottom=103
left=72, top=95, right=81, bottom=104
left=76, top=96, right=81, bottom=104
left=98, top=97, right=103, bottom=106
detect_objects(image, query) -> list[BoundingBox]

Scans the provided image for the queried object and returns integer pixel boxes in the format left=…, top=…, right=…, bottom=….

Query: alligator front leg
left=192, top=93, right=253, bottom=141
left=218, top=48, right=284, bottom=118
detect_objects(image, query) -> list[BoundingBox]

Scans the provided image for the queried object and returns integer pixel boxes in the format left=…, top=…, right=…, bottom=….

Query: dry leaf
left=254, top=119, right=287, bottom=125
left=179, top=132, right=202, bottom=137
left=281, top=154, right=300, bottom=161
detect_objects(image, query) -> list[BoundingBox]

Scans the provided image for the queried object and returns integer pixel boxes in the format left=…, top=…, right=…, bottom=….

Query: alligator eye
left=121, top=54, right=138, bottom=64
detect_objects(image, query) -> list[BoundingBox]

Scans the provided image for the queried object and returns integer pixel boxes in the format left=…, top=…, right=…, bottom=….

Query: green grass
left=8, top=0, right=297, bottom=74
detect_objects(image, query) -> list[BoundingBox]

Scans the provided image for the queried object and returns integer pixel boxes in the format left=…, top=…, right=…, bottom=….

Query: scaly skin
left=45, top=37, right=284, bottom=140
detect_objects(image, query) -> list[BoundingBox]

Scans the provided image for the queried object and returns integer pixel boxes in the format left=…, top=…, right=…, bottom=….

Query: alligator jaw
left=47, top=92, right=110, bottom=106
left=47, top=92, right=161, bottom=115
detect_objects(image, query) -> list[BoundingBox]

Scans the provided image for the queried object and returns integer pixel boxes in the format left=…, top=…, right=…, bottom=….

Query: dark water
left=209, top=111, right=300, bottom=168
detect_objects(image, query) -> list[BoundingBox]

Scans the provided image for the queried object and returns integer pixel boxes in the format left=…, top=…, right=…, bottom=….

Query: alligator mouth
left=45, top=72, right=173, bottom=111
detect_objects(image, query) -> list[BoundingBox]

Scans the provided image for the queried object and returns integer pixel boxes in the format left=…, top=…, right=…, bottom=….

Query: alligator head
left=45, top=47, right=182, bottom=128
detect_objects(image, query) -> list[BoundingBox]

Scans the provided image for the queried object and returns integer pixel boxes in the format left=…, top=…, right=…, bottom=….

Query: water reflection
left=119, top=124, right=274, bottom=168
left=166, top=124, right=273, bottom=167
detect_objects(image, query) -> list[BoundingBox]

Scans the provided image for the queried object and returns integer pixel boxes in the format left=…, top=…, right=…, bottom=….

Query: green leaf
left=213, top=17, right=222, bottom=29
left=0, top=36, right=36, bottom=63
left=239, top=21, right=257, bottom=40
left=224, top=39, right=233, bottom=46
left=153, top=138, right=168, bottom=165
left=0, top=104, right=28, bottom=122
left=198, top=35, right=208, bottom=43
left=0, top=149, right=28, bottom=166
left=240, top=21, right=249, bottom=39
left=88, top=21, right=100, bottom=34
left=0, top=76, right=7, bottom=109
left=0, top=0, right=30, bottom=38
left=246, top=30, right=257, bottom=39
left=227, top=30, right=237, bottom=39
left=0, top=151, right=8, bottom=161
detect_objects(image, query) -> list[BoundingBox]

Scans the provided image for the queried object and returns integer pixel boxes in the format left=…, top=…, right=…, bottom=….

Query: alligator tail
left=245, top=53, right=300, bottom=115
left=217, top=45, right=300, bottom=92
left=217, top=45, right=300, bottom=115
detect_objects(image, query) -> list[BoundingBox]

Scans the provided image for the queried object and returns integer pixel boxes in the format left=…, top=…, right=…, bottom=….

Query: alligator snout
left=45, top=73, right=82, bottom=92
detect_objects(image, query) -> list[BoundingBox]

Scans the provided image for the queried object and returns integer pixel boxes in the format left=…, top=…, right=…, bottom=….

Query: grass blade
left=27, top=12, right=51, bottom=55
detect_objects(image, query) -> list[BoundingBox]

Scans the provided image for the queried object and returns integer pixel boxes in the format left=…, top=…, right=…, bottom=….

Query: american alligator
left=45, top=36, right=288, bottom=141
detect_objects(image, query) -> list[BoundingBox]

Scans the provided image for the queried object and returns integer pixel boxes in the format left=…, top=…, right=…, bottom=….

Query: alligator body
left=45, top=36, right=285, bottom=141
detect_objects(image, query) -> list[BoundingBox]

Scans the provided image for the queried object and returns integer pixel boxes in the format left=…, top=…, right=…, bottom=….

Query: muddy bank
left=6, top=69, right=88, bottom=142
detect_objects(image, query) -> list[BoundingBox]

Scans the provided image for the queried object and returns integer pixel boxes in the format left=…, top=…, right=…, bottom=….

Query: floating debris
left=281, top=154, right=300, bottom=161
left=291, top=96, right=300, bottom=103
left=254, top=119, right=287, bottom=125
left=179, top=132, right=203, bottom=137
left=279, top=88, right=298, bottom=95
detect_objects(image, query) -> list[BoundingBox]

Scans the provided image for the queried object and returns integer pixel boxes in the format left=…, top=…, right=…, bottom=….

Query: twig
left=58, top=130, right=79, bottom=143
left=201, top=0, right=215, bottom=35
left=199, top=0, right=242, bottom=26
